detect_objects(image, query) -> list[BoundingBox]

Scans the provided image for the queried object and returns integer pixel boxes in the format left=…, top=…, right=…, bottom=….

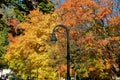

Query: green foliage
left=38, top=2, right=55, bottom=13
left=0, top=20, right=10, bottom=68
left=0, top=19, right=10, bottom=56
left=0, top=0, right=55, bottom=21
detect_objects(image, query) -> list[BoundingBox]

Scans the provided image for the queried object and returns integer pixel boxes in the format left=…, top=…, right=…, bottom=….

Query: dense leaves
left=58, top=0, right=120, bottom=79
left=2, top=0, right=120, bottom=79
left=5, top=9, right=60, bottom=79
left=0, top=13, right=10, bottom=68
left=0, top=0, right=55, bottom=69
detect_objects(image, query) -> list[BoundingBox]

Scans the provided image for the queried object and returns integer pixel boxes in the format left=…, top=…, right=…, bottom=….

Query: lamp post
left=51, top=24, right=71, bottom=80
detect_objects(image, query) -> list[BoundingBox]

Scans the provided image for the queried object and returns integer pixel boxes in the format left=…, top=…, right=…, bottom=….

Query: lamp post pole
left=51, top=24, right=71, bottom=80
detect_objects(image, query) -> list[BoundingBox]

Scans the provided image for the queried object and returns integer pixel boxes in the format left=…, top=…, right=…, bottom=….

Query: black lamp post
left=51, top=24, right=71, bottom=80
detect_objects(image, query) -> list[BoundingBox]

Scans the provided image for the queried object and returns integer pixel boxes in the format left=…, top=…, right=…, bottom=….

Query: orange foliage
left=58, top=64, right=73, bottom=75
left=8, top=19, right=20, bottom=27
left=97, top=6, right=112, bottom=19
left=58, top=0, right=113, bottom=27
left=96, top=39, right=109, bottom=46
left=109, top=16, right=120, bottom=26
left=8, top=33, right=16, bottom=42
left=57, top=0, right=120, bottom=79
left=78, top=35, right=95, bottom=44
left=8, top=19, right=20, bottom=31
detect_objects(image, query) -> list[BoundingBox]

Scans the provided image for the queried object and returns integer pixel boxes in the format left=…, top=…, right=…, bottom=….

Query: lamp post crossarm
left=53, top=24, right=69, bottom=35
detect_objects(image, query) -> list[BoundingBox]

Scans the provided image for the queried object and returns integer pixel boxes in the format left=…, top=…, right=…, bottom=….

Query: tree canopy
left=1, top=0, right=120, bottom=79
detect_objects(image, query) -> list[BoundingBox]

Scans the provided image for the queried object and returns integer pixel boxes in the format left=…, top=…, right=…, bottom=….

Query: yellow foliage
left=89, top=66, right=95, bottom=71
left=5, top=9, right=60, bottom=79
left=83, top=72, right=89, bottom=77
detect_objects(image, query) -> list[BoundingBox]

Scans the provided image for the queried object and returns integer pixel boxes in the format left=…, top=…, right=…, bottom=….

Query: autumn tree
left=4, top=9, right=60, bottom=79
left=58, top=0, right=120, bottom=79
left=0, top=0, right=56, bottom=69
left=2, top=0, right=120, bottom=79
